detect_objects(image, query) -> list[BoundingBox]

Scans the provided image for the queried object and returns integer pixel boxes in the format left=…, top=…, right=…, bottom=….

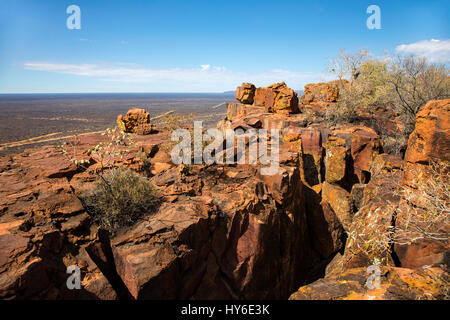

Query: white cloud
left=23, top=62, right=331, bottom=92
left=395, top=39, right=450, bottom=63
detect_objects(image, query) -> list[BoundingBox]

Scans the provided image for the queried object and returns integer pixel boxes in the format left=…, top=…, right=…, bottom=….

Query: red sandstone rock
left=235, top=83, right=256, bottom=104
left=290, top=266, right=447, bottom=300
left=394, top=239, right=449, bottom=269
left=403, top=99, right=450, bottom=187
left=308, top=200, right=345, bottom=259
left=255, top=82, right=299, bottom=114
left=226, top=102, right=265, bottom=121
left=300, top=80, right=348, bottom=114
left=0, top=94, right=448, bottom=301
left=301, top=80, right=345, bottom=104
left=117, top=108, right=153, bottom=135
left=324, top=136, right=348, bottom=185
left=254, top=87, right=273, bottom=108
left=333, top=126, right=382, bottom=184
left=322, top=182, right=353, bottom=231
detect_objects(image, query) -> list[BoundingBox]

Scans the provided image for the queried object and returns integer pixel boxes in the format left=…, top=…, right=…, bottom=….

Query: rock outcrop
left=234, top=82, right=299, bottom=115
left=117, top=108, right=154, bottom=135
left=300, top=80, right=348, bottom=114
left=403, top=99, right=450, bottom=187
left=235, top=83, right=256, bottom=104
left=0, top=84, right=448, bottom=301
left=290, top=98, right=449, bottom=300
left=0, top=119, right=325, bottom=300
left=395, top=99, right=450, bottom=270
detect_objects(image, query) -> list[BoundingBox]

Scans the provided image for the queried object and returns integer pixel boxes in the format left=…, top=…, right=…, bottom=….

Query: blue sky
left=0, top=0, right=448, bottom=93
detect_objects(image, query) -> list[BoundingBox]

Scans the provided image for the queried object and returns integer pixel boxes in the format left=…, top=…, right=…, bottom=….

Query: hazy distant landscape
left=0, top=93, right=233, bottom=155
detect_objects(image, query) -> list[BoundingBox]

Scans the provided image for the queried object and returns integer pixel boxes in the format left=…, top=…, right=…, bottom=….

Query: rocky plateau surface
left=0, top=81, right=448, bottom=300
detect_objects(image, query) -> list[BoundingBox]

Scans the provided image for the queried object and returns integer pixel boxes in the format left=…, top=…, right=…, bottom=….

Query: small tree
left=328, top=48, right=371, bottom=82
left=327, top=49, right=450, bottom=141
left=327, top=59, right=394, bottom=124
left=389, top=56, right=450, bottom=135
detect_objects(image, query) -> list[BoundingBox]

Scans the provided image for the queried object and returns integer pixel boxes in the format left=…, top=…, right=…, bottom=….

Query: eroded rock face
left=0, top=93, right=448, bottom=300
left=255, top=82, right=299, bottom=114
left=0, top=132, right=168, bottom=299
left=300, top=80, right=348, bottom=115
left=322, top=182, right=353, bottom=232
left=234, top=82, right=299, bottom=115
left=323, top=153, right=403, bottom=275
left=117, top=108, right=153, bottom=135
left=403, top=99, right=450, bottom=187
left=290, top=266, right=448, bottom=300
left=235, top=83, right=256, bottom=104
left=110, top=198, right=216, bottom=299
left=333, top=126, right=382, bottom=184
left=0, top=122, right=334, bottom=300
left=394, top=99, right=450, bottom=270
left=254, top=87, right=274, bottom=108
left=394, top=240, right=449, bottom=269
left=106, top=158, right=323, bottom=299
left=324, top=136, right=348, bottom=185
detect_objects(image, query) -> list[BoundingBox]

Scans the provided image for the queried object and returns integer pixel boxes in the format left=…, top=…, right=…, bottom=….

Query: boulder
left=235, top=83, right=256, bottom=104
left=251, top=82, right=299, bottom=114
left=117, top=108, right=153, bottom=135
left=300, top=80, right=348, bottom=114
left=254, top=87, right=274, bottom=108
left=273, top=86, right=299, bottom=114
left=301, top=80, right=344, bottom=104
left=403, top=99, right=450, bottom=187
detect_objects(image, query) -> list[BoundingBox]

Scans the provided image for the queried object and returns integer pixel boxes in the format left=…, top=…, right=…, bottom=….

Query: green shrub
left=81, top=167, right=160, bottom=232
left=327, top=50, right=450, bottom=137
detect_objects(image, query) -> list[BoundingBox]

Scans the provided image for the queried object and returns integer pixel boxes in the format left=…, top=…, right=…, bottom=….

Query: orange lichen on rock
left=324, top=136, right=348, bottom=185
left=235, top=82, right=256, bottom=104
left=236, top=82, right=299, bottom=114
left=117, top=108, right=153, bottom=135
left=403, top=99, right=450, bottom=187
left=290, top=266, right=448, bottom=300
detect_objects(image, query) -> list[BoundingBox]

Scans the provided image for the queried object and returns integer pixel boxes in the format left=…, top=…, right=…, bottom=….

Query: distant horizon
left=0, top=91, right=236, bottom=94
left=0, top=91, right=238, bottom=96
left=0, top=89, right=305, bottom=95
